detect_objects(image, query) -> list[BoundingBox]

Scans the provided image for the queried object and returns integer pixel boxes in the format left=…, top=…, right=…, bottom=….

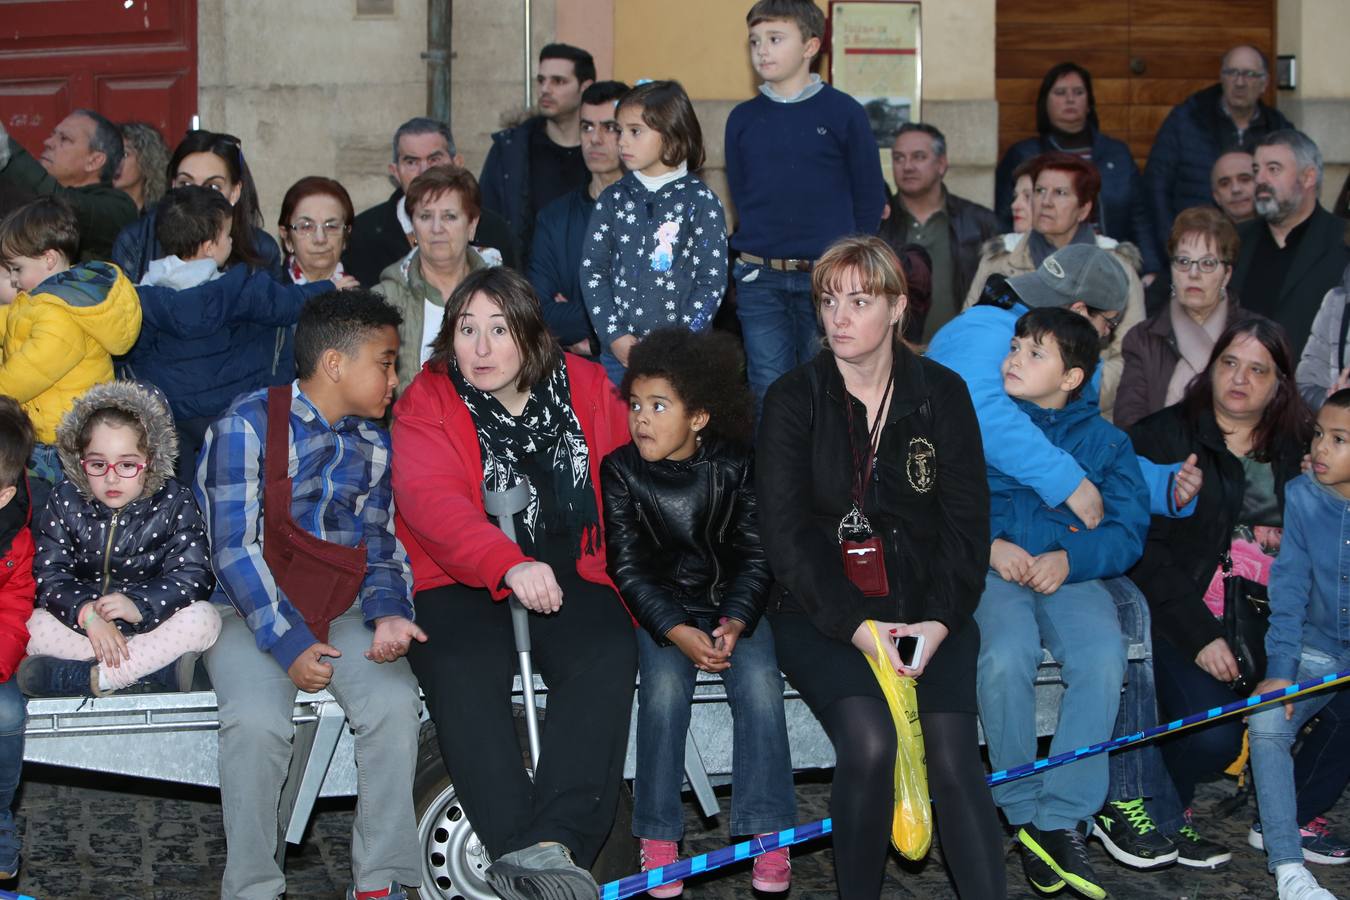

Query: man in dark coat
left=879, top=123, right=998, bottom=342
left=0, top=111, right=136, bottom=262
left=1231, top=130, right=1350, bottom=358
left=1145, top=45, right=1293, bottom=258
left=343, top=118, right=519, bottom=286
left=479, top=43, right=595, bottom=264
left=526, top=80, right=629, bottom=356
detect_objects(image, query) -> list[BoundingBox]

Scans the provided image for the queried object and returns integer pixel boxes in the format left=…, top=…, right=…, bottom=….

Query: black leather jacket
left=601, top=438, right=771, bottom=645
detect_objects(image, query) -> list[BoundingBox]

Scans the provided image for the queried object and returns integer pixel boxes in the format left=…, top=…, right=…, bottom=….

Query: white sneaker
left=1277, top=863, right=1340, bottom=900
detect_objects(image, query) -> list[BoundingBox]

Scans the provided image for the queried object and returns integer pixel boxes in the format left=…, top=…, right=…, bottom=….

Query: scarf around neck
left=449, top=357, right=599, bottom=557
left=1166, top=295, right=1229, bottom=406
left=1029, top=221, right=1097, bottom=268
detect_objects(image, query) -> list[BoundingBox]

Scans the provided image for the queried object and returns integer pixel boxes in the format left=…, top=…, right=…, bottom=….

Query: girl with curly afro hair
left=602, top=326, right=796, bottom=893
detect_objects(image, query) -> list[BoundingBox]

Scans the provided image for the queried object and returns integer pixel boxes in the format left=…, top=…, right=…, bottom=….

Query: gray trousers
left=205, top=603, right=423, bottom=899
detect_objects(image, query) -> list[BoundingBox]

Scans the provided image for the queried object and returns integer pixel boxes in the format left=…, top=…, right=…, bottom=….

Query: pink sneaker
left=639, top=838, right=683, bottom=898
left=752, top=840, right=792, bottom=892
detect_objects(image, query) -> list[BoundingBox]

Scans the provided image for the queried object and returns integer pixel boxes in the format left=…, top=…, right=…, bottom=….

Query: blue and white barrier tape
left=598, top=669, right=1350, bottom=899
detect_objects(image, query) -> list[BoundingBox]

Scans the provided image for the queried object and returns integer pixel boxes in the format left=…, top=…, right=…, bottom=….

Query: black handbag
left=1221, top=551, right=1272, bottom=695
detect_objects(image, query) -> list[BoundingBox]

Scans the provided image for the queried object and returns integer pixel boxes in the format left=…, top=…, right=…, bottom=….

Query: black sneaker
left=1018, top=824, right=1107, bottom=900
left=1020, top=840, right=1066, bottom=894
left=15, top=656, right=96, bottom=697
left=1168, top=823, right=1232, bottom=869
left=1091, top=799, right=1179, bottom=869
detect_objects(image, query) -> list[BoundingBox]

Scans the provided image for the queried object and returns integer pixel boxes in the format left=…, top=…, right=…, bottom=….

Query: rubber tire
left=409, top=716, right=638, bottom=899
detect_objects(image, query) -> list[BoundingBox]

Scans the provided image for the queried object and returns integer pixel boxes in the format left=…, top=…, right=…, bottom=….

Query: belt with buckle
left=739, top=252, right=813, bottom=272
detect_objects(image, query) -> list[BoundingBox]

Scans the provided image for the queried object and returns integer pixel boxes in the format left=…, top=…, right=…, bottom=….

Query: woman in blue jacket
left=996, top=62, right=1158, bottom=276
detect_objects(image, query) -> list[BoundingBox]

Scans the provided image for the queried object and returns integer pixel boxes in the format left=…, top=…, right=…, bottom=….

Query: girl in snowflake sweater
left=581, top=80, right=728, bottom=385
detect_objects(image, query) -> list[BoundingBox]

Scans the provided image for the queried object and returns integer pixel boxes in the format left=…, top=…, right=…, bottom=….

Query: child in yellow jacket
left=0, top=197, right=141, bottom=486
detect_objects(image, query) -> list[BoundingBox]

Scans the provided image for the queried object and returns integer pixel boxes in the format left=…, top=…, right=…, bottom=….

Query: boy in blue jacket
left=975, top=307, right=1150, bottom=900
left=1247, top=390, right=1350, bottom=900
left=123, top=185, right=345, bottom=481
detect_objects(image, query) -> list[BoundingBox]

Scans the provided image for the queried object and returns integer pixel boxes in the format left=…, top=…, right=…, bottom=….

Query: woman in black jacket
left=1129, top=316, right=1313, bottom=862
left=758, top=236, right=1005, bottom=899
left=602, top=327, right=795, bottom=894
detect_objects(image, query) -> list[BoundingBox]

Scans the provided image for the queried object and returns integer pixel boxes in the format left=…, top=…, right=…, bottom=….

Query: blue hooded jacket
left=926, top=300, right=1192, bottom=518
left=121, top=264, right=332, bottom=421
left=989, top=396, right=1150, bottom=582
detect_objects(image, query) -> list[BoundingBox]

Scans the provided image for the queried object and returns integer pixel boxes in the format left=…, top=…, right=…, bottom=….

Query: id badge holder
left=839, top=506, right=890, bottom=597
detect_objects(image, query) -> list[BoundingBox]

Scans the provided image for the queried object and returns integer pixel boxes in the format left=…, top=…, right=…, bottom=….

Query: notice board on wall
left=829, top=1, right=922, bottom=147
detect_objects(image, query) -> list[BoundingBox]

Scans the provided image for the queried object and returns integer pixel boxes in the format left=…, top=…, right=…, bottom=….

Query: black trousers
left=409, top=575, right=637, bottom=864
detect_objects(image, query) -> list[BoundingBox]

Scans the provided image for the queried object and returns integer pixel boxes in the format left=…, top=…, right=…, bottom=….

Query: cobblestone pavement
left=10, top=765, right=1350, bottom=899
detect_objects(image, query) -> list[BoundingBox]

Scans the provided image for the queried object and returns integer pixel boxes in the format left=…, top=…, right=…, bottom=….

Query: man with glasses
left=343, top=117, right=519, bottom=287
left=0, top=112, right=136, bottom=261
left=526, top=80, right=629, bottom=356
left=1145, top=45, right=1293, bottom=262
left=1232, top=129, right=1350, bottom=358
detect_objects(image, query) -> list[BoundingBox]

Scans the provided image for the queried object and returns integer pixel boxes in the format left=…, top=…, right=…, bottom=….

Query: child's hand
left=1172, top=453, right=1203, bottom=510
left=1194, top=637, right=1240, bottom=683
left=332, top=274, right=361, bottom=290
left=610, top=335, right=639, bottom=367
left=711, top=617, right=746, bottom=657
left=95, top=592, right=143, bottom=624
left=1065, top=477, right=1104, bottom=529
left=366, top=615, right=428, bottom=663
left=1026, top=550, right=1070, bottom=594
left=80, top=603, right=130, bottom=668
left=1252, top=677, right=1296, bottom=719
left=288, top=642, right=341, bottom=693
left=667, top=624, right=730, bottom=673
left=990, top=539, right=1033, bottom=584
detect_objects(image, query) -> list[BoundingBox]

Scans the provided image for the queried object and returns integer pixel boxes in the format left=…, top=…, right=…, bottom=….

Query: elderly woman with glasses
left=1116, top=207, right=1242, bottom=428
left=963, top=152, right=1145, bottom=419
left=278, top=176, right=357, bottom=286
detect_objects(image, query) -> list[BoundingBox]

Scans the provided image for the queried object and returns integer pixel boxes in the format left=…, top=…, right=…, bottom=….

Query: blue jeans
left=1249, top=645, right=1350, bottom=871
left=732, top=261, right=819, bottom=411
left=599, top=350, right=627, bottom=389
left=975, top=572, right=1127, bottom=830
left=632, top=617, right=796, bottom=840
left=1103, top=577, right=1186, bottom=832
left=0, top=679, right=25, bottom=814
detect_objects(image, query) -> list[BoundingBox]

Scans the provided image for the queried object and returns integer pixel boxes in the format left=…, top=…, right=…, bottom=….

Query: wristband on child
left=80, top=606, right=100, bottom=630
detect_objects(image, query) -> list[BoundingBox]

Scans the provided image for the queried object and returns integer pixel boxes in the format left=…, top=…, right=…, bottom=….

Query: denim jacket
left=1265, top=474, right=1350, bottom=681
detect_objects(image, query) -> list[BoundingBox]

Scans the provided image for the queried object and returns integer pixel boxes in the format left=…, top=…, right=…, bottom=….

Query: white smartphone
left=894, top=634, right=926, bottom=670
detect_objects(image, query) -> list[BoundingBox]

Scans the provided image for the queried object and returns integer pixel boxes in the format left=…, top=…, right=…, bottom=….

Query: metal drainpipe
left=523, top=0, right=533, bottom=109
left=425, top=0, right=452, bottom=125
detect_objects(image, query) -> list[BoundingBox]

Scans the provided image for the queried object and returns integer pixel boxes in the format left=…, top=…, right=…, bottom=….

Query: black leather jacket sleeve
left=601, top=455, right=692, bottom=643
left=717, top=456, right=772, bottom=634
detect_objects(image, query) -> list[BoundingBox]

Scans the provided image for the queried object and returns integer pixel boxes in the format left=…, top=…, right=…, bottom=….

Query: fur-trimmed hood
left=55, top=380, right=178, bottom=500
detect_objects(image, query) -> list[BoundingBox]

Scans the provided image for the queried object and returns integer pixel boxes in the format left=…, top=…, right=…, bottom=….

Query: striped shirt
left=194, top=383, right=413, bottom=669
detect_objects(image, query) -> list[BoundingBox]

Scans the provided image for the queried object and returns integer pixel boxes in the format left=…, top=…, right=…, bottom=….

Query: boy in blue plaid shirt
left=195, top=289, right=425, bottom=900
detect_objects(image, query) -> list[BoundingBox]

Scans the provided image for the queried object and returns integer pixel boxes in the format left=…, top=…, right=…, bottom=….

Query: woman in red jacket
left=392, top=266, right=634, bottom=900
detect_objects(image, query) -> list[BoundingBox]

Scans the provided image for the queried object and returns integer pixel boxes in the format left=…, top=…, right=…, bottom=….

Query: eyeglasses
left=1088, top=308, right=1123, bottom=334
left=1221, top=67, right=1267, bottom=81
left=80, top=459, right=148, bottom=478
left=287, top=219, right=348, bottom=239
left=1171, top=255, right=1227, bottom=274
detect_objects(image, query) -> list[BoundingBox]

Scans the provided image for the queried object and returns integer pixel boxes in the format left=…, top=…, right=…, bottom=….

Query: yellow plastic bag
left=860, top=620, right=932, bottom=860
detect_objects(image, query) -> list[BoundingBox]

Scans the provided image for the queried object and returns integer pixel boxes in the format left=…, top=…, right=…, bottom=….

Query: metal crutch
left=482, top=479, right=543, bottom=770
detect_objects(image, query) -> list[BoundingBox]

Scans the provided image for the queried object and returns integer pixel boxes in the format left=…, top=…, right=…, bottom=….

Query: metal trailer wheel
left=410, top=723, right=498, bottom=900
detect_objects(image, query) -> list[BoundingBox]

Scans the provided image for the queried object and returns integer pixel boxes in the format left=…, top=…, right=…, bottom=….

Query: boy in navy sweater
left=975, top=308, right=1150, bottom=900
left=725, top=0, right=885, bottom=408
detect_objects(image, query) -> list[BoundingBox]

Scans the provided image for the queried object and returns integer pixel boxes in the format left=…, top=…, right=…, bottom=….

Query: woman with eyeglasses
left=1116, top=208, right=1241, bottom=429
left=112, top=130, right=283, bottom=283
left=375, top=165, right=495, bottom=393
left=278, top=176, right=357, bottom=286
left=963, top=152, right=1145, bottom=419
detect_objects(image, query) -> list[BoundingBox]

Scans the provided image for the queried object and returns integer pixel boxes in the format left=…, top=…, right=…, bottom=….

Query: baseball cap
left=1007, top=244, right=1130, bottom=312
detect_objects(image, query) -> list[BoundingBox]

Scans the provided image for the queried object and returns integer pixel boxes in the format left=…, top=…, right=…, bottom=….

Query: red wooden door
left=0, top=0, right=197, bottom=155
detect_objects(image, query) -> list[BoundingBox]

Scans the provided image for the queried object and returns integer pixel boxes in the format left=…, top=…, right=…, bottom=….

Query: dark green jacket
left=0, top=140, right=137, bottom=263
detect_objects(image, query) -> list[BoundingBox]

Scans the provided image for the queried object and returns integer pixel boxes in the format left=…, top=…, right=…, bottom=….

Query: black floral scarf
left=450, top=357, right=599, bottom=558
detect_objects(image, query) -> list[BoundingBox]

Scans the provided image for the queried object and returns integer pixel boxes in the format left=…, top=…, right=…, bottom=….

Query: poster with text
left=829, top=1, right=921, bottom=148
